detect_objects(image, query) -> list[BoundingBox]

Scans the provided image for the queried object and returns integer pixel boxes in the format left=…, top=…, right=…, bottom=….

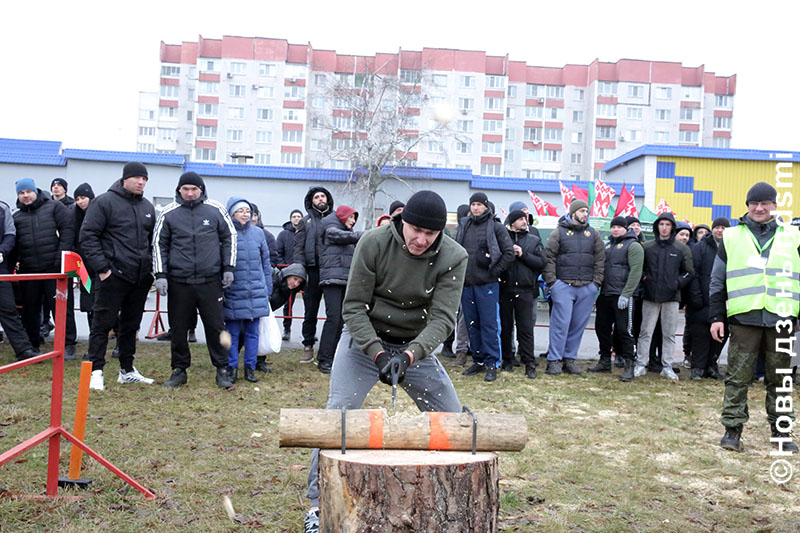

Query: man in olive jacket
left=302, top=190, right=466, bottom=533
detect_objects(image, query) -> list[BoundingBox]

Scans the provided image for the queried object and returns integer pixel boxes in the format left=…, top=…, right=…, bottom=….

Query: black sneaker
left=500, top=362, right=514, bottom=372
left=281, top=330, right=291, bottom=341
left=691, top=368, right=704, bottom=380
left=156, top=330, right=172, bottom=341
left=720, top=425, right=742, bottom=452
left=216, top=367, right=234, bottom=388
left=255, top=360, right=271, bottom=373
left=462, top=363, right=485, bottom=376
left=187, top=329, right=197, bottom=343
left=229, top=366, right=238, bottom=383
left=111, top=346, right=120, bottom=359
left=525, top=364, right=538, bottom=379
left=64, top=345, right=77, bottom=360
left=16, top=349, right=41, bottom=361
left=318, top=361, right=332, bottom=374
left=244, top=367, right=259, bottom=383
left=163, top=368, right=188, bottom=388
left=484, top=368, right=497, bottom=382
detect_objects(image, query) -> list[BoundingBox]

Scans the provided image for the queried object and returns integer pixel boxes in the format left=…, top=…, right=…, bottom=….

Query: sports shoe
left=89, top=370, right=104, bottom=391
left=304, top=509, right=319, bottom=533
left=453, top=351, right=468, bottom=366
left=216, top=367, right=234, bottom=388
left=691, top=368, right=703, bottom=380
left=300, top=346, right=315, bottom=363
left=163, top=368, right=188, bottom=388
left=562, top=359, right=582, bottom=375
left=484, top=368, right=497, bottom=382
left=545, top=361, right=563, bottom=375
left=64, top=345, right=77, bottom=360
left=633, top=365, right=647, bottom=377
left=462, top=363, right=485, bottom=376
left=660, top=367, right=679, bottom=381
left=525, top=364, right=538, bottom=379
left=117, top=367, right=154, bottom=384
left=282, top=330, right=291, bottom=341
left=187, top=329, right=197, bottom=343
left=245, top=367, right=259, bottom=383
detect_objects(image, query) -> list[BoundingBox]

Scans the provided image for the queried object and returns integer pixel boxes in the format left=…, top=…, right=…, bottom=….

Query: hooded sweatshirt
left=293, top=186, right=334, bottom=267
left=640, top=212, right=694, bottom=302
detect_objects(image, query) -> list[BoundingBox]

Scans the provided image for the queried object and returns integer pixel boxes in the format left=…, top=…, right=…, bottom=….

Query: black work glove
left=374, top=349, right=412, bottom=386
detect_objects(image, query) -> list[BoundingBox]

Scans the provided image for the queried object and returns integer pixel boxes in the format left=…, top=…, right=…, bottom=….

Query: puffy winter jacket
left=80, top=180, right=156, bottom=284
left=270, top=263, right=307, bottom=311
left=641, top=213, right=694, bottom=303
left=13, top=189, right=74, bottom=273
left=0, top=201, right=16, bottom=274
left=223, top=197, right=272, bottom=321
left=455, top=210, right=515, bottom=286
left=152, top=191, right=236, bottom=284
left=543, top=215, right=605, bottom=288
left=319, top=210, right=362, bottom=286
left=276, top=221, right=297, bottom=265
left=687, top=232, right=718, bottom=322
left=499, top=227, right=546, bottom=292
left=293, top=186, right=334, bottom=267
left=600, top=229, right=644, bottom=298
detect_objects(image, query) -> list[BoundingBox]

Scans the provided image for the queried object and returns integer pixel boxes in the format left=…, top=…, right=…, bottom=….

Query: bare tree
left=308, top=61, right=458, bottom=226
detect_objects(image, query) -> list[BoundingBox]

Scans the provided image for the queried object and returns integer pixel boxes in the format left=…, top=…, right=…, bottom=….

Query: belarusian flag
left=62, top=251, right=91, bottom=293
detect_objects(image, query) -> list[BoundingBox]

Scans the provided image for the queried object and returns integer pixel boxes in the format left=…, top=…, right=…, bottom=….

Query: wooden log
left=279, top=408, right=527, bottom=452
left=319, top=449, right=499, bottom=533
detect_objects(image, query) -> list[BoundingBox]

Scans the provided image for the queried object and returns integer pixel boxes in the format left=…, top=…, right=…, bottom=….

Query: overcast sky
left=2, top=0, right=797, bottom=153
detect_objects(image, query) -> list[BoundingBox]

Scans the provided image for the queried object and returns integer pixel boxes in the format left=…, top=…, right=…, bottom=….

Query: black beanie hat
left=456, top=204, right=470, bottom=219
left=469, top=192, right=488, bottom=207
left=122, top=161, right=148, bottom=180
left=177, top=171, right=205, bottom=192
left=51, top=177, right=68, bottom=192
left=401, top=190, right=448, bottom=231
left=746, top=182, right=777, bottom=205
left=290, top=208, right=303, bottom=218
left=73, top=182, right=95, bottom=200
left=610, top=216, right=628, bottom=228
left=711, top=216, right=731, bottom=229
left=507, top=209, right=526, bottom=225
left=389, top=200, right=405, bottom=215
left=625, top=216, right=640, bottom=226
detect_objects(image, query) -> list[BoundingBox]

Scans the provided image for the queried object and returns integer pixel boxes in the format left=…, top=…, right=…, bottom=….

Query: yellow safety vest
left=724, top=223, right=800, bottom=317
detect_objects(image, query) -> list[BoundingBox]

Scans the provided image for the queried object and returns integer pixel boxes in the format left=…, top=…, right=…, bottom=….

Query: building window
left=160, top=85, right=179, bottom=98
left=627, top=84, right=644, bottom=98
left=310, top=139, right=324, bottom=151
left=256, top=130, right=272, bottom=144
left=681, top=86, right=702, bottom=101
left=428, top=140, right=444, bottom=153
left=715, top=95, right=732, bottom=107
left=480, top=163, right=501, bottom=176
left=431, top=74, right=447, bottom=87
left=161, top=65, right=180, bottom=77
left=656, top=109, right=671, bottom=121
left=184, top=132, right=192, bottom=143
left=259, top=64, right=274, bottom=77
left=227, top=129, right=243, bottom=142
left=283, top=109, right=302, bottom=122
left=138, top=127, right=155, bottom=136
left=574, top=88, right=584, bottom=101
left=228, top=107, right=245, bottom=119
left=680, top=108, right=699, bottom=121
left=505, top=128, right=515, bottom=141
left=196, top=125, right=217, bottom=139
left=257, top=108, right=273, bottom=121
left=284, top=86, right=305, bottom=99
left=186, top=110, right=193, bottom=121
left=523, top=149, right=541, bottom=162
left=546, top=86, right=564, bottom=98
left=507, top=85, right=517, bottom=98
left=483, top=119, right=503, bottom=133
left=314, top=74, right=326, bottom=86
left=525, top=106, right=543, bottom=118
left=597, top=81, right=617, bottom=96
left=596, top=104, right=617, bottom=117
left=312, top=96, right=324, bottom=108
left=187, top=89, right=195, bottom=101
left=482, top=141, right=502, bottom=154
left=573, top=110, right=584, bottom=122
left=198, top=81, right=218, bottom=94
left=543, top=149, right=561, bottom=162
left=571, top=153, right=582, bottom=164
left=523, top=169, right=540, bottom=179
left=484, top=97, right=504, bottom=110
left=526, top=84, right=543, bottom=98
left=504, top=149, right=514, bottom=162
left=333, top=116, right=351, bottom=129
left=546, top=107, right=562, bottom=120
left=311, top=117, right=322, bottom=129
left=281, top=152, right=301, bottom=165
left=653, top=131, right=670, bottom=143
left=625, top=129, right=641, bottom=142
left=202, top=60, right=218, bottom=72
left=594, top=147, right=614, bottom=161
left=195, top=147, right=216, bottom=160
left=542, top=171, right=560, bottom=180
left=713, top=137, right=731, bottom=148
left=679, top=130, right=699, bottom=143
left=399, top=69, right=419, bottom=84
left=455, top=141, right=472, bottom=154
left=457, top=120, right=473, bottom=133
left=282, top=130, right=303, bottom=143
left=137, top=143, right=155, bottom=152
left=332, top=160, right=350, bottom=170
left=656, top=87, right=673, bottom=99
left=506, top=106, right=516, bottom=119
left=230, top=62, right=246, bottom=74
left=544, top=128, right=563, bottom=141
left=458, top=98, right=474, bottom=112
left=486, top=75, right=506, bottom=89
left=627, top=107, right=643, bottom=120
left=258, top=86, right=274, bottom=98
left=524, top=127, right=542, bottom=141
left=229, top=85, right=246, bottom=97
left=139, top=109, right=155, bottom=120
left=255, top=153, right=271, bottom=164
left=714, top=116, right=732, bottom=129
left=197, top=103, right=218, bottom=117
left=459, top=75, right=475, bottom=88
left=158, top=128, right=176, bottom=141
left=596, top=126, right=616, bottom=139
left=331, top=138, right=350, bottom=150
left=159, top=106, right=178, bottom=118
left=571, top=131, right=583, bottom=143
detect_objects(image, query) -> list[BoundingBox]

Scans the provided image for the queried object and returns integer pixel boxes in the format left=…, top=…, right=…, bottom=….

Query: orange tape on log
left=368, top=410, right=383, bottom=449
left=428, top=412, right=453, bottom=450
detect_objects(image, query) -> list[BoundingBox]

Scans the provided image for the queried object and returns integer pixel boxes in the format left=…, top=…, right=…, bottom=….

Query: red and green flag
left=62, top=251, right=91, bottom=293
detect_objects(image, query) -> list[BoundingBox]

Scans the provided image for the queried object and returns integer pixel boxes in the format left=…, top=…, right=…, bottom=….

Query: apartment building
left=138, top=35, right=736, bottom=180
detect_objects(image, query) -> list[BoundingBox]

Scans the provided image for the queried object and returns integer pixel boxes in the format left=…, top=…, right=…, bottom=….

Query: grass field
left=0, top=341, right=797, bottom=532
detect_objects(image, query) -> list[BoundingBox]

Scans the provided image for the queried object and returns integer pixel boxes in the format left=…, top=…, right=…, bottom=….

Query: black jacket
left=270, top=263, right=307, bottom=310
left=152, top=191, right=236, bottom=284
left=57, top=195, right=75, bottom=207
left=13, top=189, right=74, bottom=273
left=687, top=232, right=718, bottom=322
left=263, top=227, right=278, bottom=267
left=455, top=210, right=515, bottom=286
left=499, top=227, right=546, bottom=292
left=640, top=213, right=694, bottom=303
left=276, top=221, right=296, bottom=265
left=0, top=201, right=16, bottom=274
left=319, top=214, right=362, bottom=286
left=293, top=186, right=334, bottom=267
left=80, top=179, right=156, bottom=284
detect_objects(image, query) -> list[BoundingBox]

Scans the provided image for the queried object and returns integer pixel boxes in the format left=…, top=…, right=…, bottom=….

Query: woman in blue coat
left=224, top=197, right=272, bottom=383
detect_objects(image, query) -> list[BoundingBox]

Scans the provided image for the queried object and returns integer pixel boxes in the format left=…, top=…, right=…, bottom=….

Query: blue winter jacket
left=223, top=197, right=272, bottom=321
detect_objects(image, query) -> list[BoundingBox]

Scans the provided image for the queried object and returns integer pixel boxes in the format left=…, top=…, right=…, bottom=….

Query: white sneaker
left=89, top=370, right=104, bottom=391
left=303, top=509, right=319, bottom=533
left=633, top=365, right=647, bottom=377
left=117, top=367, right=154, bottom=384
left=660, top=367, right=679, bottom=381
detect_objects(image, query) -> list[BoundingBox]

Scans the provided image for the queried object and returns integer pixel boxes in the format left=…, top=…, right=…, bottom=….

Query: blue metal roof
left=183, top=163, right=475, bottom=182
left=470, top=176, right=642, bottom=196
left=603, top=144, right=800, bottom=172
left=62, top=149, right=185, bottom=166
left=0, top=138, right=62, bottom=155
left=0, top=152, right=67, bottom=166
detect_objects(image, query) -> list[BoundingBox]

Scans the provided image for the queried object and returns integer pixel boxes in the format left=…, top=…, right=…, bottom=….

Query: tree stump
left=319, top=449, right=499, bottom=533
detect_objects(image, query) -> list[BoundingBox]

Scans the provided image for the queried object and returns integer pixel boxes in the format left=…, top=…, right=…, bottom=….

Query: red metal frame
left=0, top=273, right=155, bottom=499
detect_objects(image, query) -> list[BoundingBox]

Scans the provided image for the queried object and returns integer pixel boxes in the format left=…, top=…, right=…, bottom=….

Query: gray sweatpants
left=456, top=308, right=470, bottom=353
left=305, top=328, right=462, bottom=507
left=636, top=300, right=679, bottom=369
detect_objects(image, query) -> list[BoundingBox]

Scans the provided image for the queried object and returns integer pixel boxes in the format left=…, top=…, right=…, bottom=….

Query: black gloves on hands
left=374, top=348, right=411, bottom=386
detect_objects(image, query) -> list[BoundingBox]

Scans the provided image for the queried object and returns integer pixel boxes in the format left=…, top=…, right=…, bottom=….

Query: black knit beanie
left=389, top=200, right=405, bottom=215
left=122, top=161, right=148, bottom=180
left=401, top=190, right=448, bottom=231
left=177, top=171, right=205, bottom=192
left=711, top=217, right=731, bottom=229
left=507, top=209, right=526, bottom=225
left=625, top=216, right=640, bottom=226
left=51, top=178, right=68, bottom=192
left=746, top=182, right=777, bottom=204
left=74, top=183, right=95, bottom=200
left=469, top=192, right=488, bottom=207
left=290, top=208, right=303, bottom=218
left=610, top=216, right=628, bottom=228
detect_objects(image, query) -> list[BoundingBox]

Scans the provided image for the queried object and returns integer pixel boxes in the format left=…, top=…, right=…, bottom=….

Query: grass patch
left=0, top=343, right=797, bottom=532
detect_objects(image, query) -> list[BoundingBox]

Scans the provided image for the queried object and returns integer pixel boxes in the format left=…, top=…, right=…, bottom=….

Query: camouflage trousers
left=722, top=323, right=796, bottom=428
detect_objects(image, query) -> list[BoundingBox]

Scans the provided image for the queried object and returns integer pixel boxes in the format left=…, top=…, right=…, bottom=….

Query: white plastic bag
left=258, top=313, right=282, bottom=355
